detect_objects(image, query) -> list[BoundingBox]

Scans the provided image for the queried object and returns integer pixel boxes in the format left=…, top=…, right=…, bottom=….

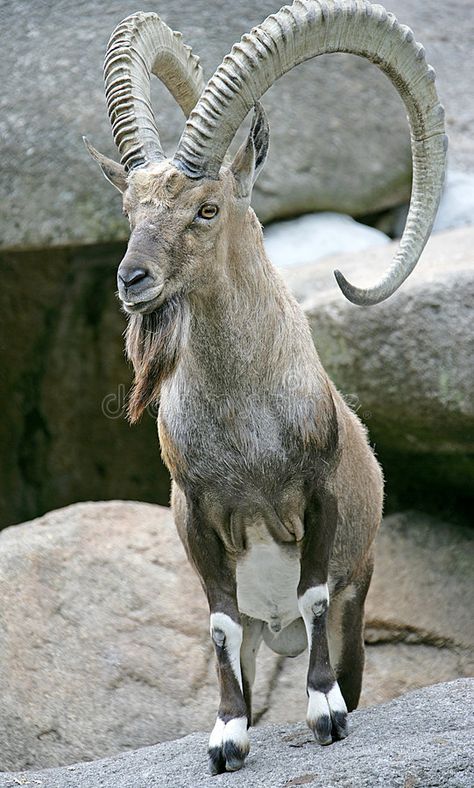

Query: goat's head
left=86, top=102, right=268, bottom=315
left=86, top=4, right=447, bottom=310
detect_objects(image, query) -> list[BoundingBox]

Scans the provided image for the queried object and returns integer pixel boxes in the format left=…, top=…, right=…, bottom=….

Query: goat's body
left=169, top=396, right=382, bottom=658
left=160, top=210, right=382, bottom=662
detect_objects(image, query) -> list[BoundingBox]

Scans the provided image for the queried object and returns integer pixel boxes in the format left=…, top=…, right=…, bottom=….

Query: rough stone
left=0, top=680, right=471, bottom=787
left=365, top=511, right=474, bottom=652
left=0, top=501, right=277, bottom=771
left=284, top=225, right=474, bottom=507
left=2, top=0, right=472, bottom=249
left=264, top=212, right=389, bottom=269
left=0, top=502, right=471, bottom=772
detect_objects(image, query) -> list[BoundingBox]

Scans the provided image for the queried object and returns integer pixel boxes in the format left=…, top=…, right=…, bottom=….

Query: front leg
left=185, top=504, right=250, bottom=774
left=298, top=491, right=349, bottom=745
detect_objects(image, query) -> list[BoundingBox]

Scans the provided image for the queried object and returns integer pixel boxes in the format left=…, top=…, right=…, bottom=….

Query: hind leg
left=240, top=615, right=265, bottom=726
left=298, top=491, right=349, bottom=745
left=328, top=558, right=373, bottom=711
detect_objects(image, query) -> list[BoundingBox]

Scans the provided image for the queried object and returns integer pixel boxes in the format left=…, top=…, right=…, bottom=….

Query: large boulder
left=284, top=225, right=474, bottom=509
left=0, top=501, right=471, bottom=771
left=0, top=680, right=472, bottom=787
left=0, top=501, right=277, bottom=771
left=1, top=0, right=471, bottom=249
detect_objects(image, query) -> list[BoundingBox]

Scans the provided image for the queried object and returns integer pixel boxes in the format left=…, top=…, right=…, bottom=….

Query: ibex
left=85, top=0, right=446, bottom=774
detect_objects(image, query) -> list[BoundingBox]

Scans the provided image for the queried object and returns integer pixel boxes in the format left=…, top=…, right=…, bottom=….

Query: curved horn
left=104, top=12, right=205, bottom=172
left=174, top=0, right=447, bottom=306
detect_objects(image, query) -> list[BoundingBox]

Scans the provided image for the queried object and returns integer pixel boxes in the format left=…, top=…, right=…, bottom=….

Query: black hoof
left=332, top=710, right=349, bottom=740
left=223, top=740, right=247, bottom=772
left=312, top=713, right=333, bottom=745
left=208, top=746, right=226, bottom=775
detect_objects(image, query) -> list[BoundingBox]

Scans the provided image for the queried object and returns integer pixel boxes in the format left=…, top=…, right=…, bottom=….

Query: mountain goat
left=85, top=0, right=446, bottom=774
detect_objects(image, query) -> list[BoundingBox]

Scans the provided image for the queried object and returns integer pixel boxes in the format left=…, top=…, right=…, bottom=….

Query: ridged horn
left=104, top=12, right=205, bottom=172
left=174, top=0, right=447, bottom=306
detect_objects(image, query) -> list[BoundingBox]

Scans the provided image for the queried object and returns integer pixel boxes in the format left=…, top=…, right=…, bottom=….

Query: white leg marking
left=307, top=689, right=330, bottom=723
left=208, top=716, right=249, bottom=771
left=298, top=583, right=329, bottom=643
left=327, top=682, right=348, bottom=715
left=222, top=716, right=248, bottom=748
left=223, top=716, right=249, bottom=771
left=210, top=612, right=243, bottom=691
left=208, top=717, right=225, bottom=750
left=306, top=681, right=348, bottom=744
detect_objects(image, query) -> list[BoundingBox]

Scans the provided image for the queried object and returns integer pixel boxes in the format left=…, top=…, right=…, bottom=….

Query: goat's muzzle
left=117, top=261, right=165, bottom=314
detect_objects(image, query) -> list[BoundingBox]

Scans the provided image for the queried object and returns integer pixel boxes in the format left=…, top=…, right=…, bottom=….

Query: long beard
left=125, top=296, right=185, bottom=423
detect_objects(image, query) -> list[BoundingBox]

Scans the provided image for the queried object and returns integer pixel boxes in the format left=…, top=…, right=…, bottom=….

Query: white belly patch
left=236, top=527, right=301, bottom=630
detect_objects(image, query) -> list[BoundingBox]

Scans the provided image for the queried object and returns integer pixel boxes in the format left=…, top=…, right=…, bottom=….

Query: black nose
left=118, top=267, right=148, bottom=287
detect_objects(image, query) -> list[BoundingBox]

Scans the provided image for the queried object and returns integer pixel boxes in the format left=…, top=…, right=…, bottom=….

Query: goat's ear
left=83, top=137, right=128, bottom=193
left=230, top=102, right=269, bottom=199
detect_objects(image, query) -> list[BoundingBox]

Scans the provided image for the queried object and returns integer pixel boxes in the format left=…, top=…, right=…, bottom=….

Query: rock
left=363, top=510, right=474, bottom=702
left=264, top=213, right=389, bottom=269
left=284, top=226, right=474, bottom=509
left=365, top=511, right=474, bottom=651
left=0, top=680, right=472, bottom=787
left=0, top=244, right=171, bottom=529
left=0, top=502, right=471, bottom=772
left=0, top=501, right=279, bottom=771
left=1, top=0, right=471, bottom=249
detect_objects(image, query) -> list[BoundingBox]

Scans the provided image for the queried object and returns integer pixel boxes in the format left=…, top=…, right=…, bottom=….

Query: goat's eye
left=197, top=203, right=219, bottom=220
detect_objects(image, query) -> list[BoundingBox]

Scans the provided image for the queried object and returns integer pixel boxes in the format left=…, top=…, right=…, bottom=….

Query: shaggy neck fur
left=125, top=295, right=187, bottom=423
left=125, top=207, right=330, bottom=435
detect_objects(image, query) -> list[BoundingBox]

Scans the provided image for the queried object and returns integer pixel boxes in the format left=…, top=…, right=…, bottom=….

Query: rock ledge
left=0, top=680, right=471, bottom=788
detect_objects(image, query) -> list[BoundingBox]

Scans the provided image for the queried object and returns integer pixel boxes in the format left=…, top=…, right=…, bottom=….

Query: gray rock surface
left=0, top=680, right=472, bottom=787
left=264, top=212, right=389, bottom=269
left=2, top=0, right=472, bottom=249
left=284, top=225, right=474, bottom=500
left=365, top=511, right=474, bottom=651
left=0, top=501, right=281, bottom=771
left=0, top=501, right=471, bottom=772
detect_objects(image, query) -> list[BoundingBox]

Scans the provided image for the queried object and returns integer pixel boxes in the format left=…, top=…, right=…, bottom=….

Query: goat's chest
left=236, top=523, right=301, bottom=630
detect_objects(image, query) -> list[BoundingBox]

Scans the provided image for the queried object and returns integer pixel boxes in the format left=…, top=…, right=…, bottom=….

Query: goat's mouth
left=120, top=284, right=165, bottom=315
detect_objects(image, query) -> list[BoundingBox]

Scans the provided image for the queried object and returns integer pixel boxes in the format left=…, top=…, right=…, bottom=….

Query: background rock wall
left=1, top=0, right=472, bottom=249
